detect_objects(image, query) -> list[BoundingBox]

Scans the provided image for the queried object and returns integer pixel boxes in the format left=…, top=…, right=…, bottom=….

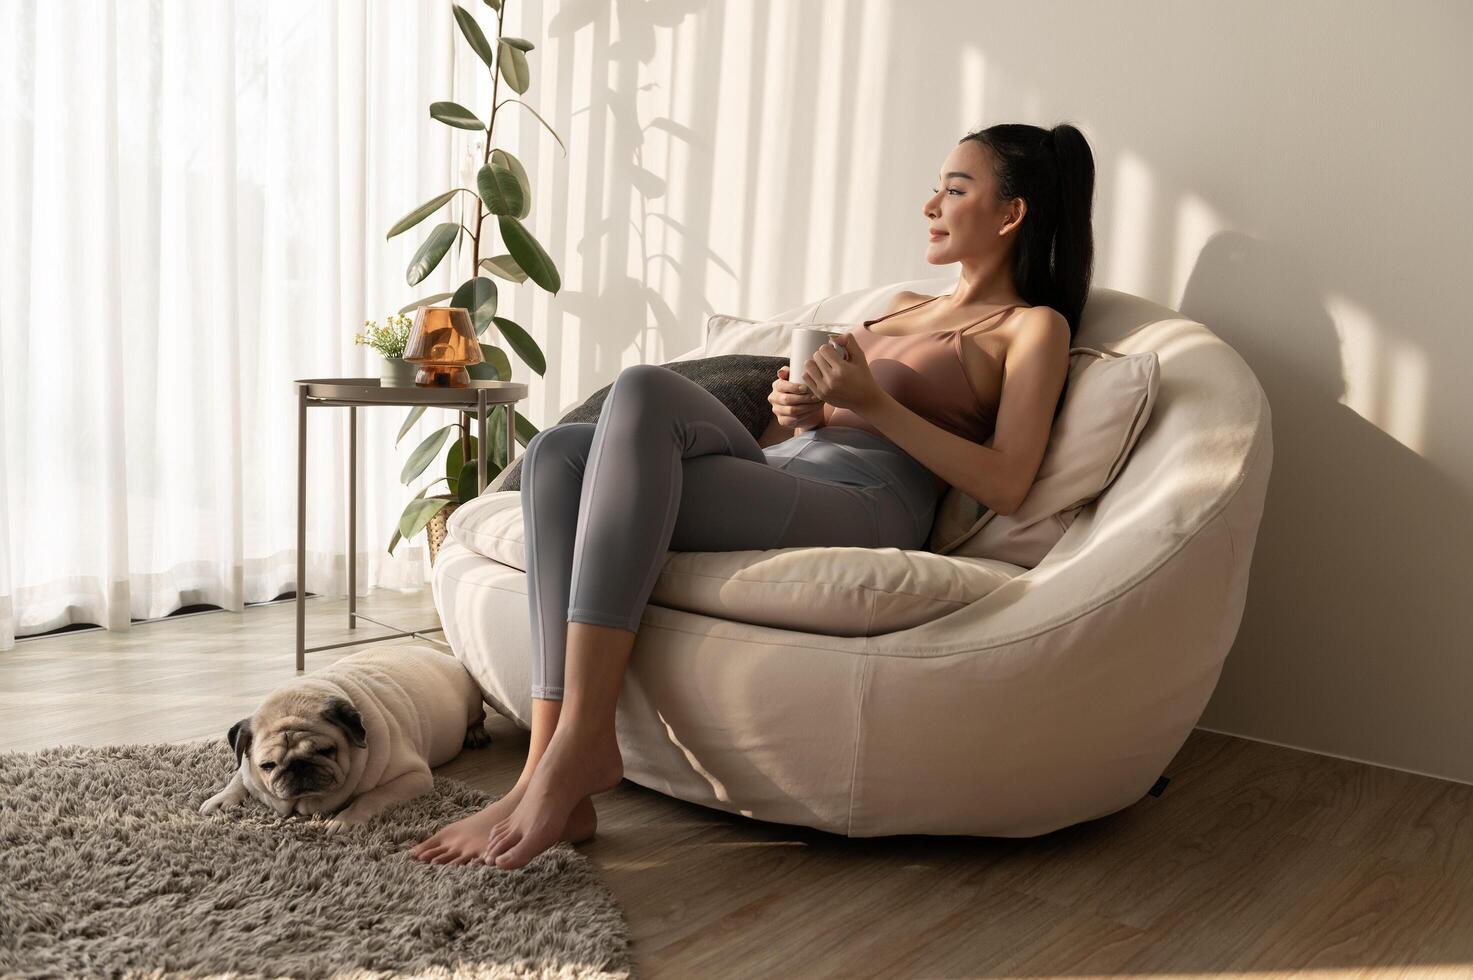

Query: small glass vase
left=404, top=306, right=483, bottom=387
left=379, top=356, right=418, bottom=386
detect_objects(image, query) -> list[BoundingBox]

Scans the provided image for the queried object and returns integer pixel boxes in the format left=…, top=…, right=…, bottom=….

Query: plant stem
left=464, top=1, right=507, bottom=471
left=469, top=2, right=505, bottom=275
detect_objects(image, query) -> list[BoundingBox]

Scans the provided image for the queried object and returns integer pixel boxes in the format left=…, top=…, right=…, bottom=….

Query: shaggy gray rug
left=0, top=739, right=632, bottom=979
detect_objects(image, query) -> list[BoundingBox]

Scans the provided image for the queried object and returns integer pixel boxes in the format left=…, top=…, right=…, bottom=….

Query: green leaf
left=498, top=98, right=566, bottom=155
left=479, top=254, right=528, bottom=283
left=398, top=497, right=453, bottom=541
left=406, top=223, right=460, bottom=286
left=492, top=149, right=532, bottom=218
left=476, top=161, right=524, bottom=217
left=443, top=420, right=503, bottom=499
left=445, top=433, right=478, bottom=488
left=455, top=405, right=534, bottom=458
left=397, top=291, right=454, bottom=315
left=446, top=409, right=536, bottom=464
left=457, top=459, right=485, bottom=504
left=491, top=404, right=509, bottom=461
left=497, top=41, right=529, bottom=94
left=429, top=101, right=485, bottom=131
left=483, top=343, right=511, bottom=379
left=401, top=425, right=454, bottom=484
left=467, top=343, right=510, bottom=380
left=452, top=4, right=495, bottom=70
left=489, top=315, right=545, bottom=375
left=386, top=189, right=458, bottom=240
left=387, top=480, right=445, bottom=554
left=497, top=215, right=560, bottom=293
left=501, top=36, right=535, bottom=52
left=396, top=405, right=427, bottom=447
left=451, top=276, right=499, bottom=333
left=482, top=0, right=501, bottom=10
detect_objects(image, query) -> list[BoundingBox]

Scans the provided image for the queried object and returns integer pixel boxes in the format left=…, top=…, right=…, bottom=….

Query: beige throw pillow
left=928, top=346, right=1160, bottom=566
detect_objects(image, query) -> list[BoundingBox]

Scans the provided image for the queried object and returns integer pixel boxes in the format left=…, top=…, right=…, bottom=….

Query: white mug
left=789, top=327, right=849, bottom=393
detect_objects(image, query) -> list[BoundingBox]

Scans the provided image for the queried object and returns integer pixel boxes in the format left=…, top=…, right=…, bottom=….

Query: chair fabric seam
left=847, top=655, right=873, bottom=837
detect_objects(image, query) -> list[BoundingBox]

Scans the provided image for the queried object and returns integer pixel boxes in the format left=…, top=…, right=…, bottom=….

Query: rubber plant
left=384, top=0, right=565, bottom=555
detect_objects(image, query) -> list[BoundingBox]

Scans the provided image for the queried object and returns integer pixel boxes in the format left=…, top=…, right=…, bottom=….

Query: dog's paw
left=200, top=793, right=238, bottom=816
left=463, top=723, right=493, bottom=750
left=324, top=805, right=372, bottom=834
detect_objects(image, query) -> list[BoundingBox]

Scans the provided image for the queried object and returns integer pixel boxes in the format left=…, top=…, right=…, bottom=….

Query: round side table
left=292, top=378, right=529, bottom=671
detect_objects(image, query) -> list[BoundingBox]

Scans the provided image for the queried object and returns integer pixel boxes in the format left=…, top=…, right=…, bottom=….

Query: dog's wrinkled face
left=227, top=694, right=368, bottom=814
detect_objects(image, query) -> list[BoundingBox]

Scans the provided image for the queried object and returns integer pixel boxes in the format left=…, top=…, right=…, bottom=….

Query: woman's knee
left=603, top=364, right=696, bottom=439
left=524, top=422, right=595, bottom=472
left=614, top=362, right=670, bottom=388
left=607, top=363, right=680, bottom=410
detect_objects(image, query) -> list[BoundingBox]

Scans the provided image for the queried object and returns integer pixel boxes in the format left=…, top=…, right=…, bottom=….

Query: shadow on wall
left=1182, top=231, right=1473, bottom=785
left=523, top=0, right=726, bottom=415
left=518, top=0, right=930, bottom=417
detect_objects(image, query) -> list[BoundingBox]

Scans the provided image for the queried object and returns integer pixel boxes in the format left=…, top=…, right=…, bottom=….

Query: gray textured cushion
left=496, top=355, right=790, bottom=492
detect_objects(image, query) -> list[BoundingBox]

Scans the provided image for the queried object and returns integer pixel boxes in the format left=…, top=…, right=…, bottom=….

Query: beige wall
left=485, top=0, right=1473, bottom=783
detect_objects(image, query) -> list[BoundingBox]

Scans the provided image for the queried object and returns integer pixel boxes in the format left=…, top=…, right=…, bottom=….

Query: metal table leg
left=348, top=405, right=356, bottom=630
left=477, top=391, right=488, bottom=493
left=506, top=396, right=516, bottom=463
left=296, top=386, right=307, bottom=671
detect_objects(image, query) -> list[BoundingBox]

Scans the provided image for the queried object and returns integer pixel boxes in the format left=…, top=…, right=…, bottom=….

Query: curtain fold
left=0, top=0, right=484, bottom=649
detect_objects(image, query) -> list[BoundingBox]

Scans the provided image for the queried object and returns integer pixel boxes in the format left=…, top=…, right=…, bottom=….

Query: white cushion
left=929, top=346, right=1160, bottom=564
left=446, top=491, right=1025, bottom=636
left=701, top=313, right=852, bottom=357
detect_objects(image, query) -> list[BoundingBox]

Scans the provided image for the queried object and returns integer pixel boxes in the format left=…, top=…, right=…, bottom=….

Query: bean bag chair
left=430, top=276, right=1273, bottom=837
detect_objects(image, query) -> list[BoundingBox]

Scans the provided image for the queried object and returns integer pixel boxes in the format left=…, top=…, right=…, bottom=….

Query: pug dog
left=199, top=643, right=492, bottom=832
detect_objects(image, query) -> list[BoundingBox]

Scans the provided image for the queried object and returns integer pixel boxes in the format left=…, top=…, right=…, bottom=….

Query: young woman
left=410, top=122, right=1095, bottom=869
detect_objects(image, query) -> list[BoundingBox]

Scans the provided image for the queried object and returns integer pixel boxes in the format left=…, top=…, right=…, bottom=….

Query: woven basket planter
left=425, top=496, right=461, bottom=567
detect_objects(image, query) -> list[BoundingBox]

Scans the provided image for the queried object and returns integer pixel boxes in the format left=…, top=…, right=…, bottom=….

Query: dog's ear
left=227, top=717, right=254, bottom=766
left=321, top=697, right=368, bottom=748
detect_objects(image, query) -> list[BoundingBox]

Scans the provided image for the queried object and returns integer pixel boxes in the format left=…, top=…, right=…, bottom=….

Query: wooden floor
left=4, top=588, right=1472, bottom=979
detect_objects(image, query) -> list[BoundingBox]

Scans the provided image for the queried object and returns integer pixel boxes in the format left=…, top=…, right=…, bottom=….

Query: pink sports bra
left=825, top=294, right=1030, bottom=456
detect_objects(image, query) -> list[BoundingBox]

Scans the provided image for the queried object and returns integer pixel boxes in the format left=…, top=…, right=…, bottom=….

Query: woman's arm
left=791, top=293, right=915, bottom=438
left=858, top=309, right=1070, bottom=515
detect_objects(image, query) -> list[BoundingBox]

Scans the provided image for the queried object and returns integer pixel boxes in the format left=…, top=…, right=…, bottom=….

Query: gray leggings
left=520, top=363, right=943, bottom=700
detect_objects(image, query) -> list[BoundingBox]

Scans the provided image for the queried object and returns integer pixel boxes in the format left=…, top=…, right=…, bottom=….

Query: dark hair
left=959, top=122, right=1095, bottom=336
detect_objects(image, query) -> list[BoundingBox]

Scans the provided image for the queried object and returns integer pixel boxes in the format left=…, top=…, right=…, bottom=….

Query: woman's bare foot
left=559, top=794, right=599, bottom=845
left=409, top=785, right=598, bottom=865
left=410, top=785, right=528, bottom=865
left=481, top=723, right=623, bottom=870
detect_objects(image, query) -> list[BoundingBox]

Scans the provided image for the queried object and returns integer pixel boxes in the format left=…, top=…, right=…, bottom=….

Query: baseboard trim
left=1194, top=724, right=1472, bottom=789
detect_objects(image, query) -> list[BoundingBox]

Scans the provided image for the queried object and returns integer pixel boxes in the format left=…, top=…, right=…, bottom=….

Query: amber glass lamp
left=403, top=306, right=483, bottom=387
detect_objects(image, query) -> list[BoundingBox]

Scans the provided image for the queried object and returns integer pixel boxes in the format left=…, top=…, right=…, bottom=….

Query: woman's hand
left=802, top=332, right=884, bottom=413
left=770, top=365, right=827, bottom=431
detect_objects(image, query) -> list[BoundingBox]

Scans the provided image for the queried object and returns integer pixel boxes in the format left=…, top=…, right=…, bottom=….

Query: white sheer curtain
left=0, top=1, right=499, bottom=649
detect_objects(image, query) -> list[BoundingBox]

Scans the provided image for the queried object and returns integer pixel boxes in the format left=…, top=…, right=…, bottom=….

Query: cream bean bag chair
left=431, top=277, right=1273, bottom=838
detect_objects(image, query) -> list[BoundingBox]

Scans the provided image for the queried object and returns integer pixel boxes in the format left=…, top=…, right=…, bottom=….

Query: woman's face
left=921, top=141, right=1022, bottom=264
